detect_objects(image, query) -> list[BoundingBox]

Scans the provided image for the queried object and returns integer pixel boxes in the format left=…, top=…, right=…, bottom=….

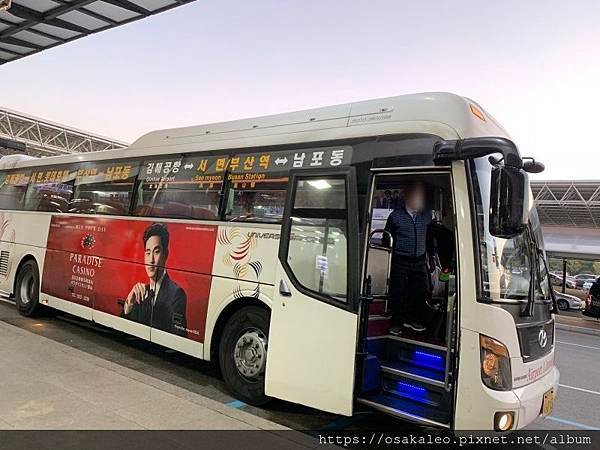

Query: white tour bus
left=0, top=92, right=558, bottom=430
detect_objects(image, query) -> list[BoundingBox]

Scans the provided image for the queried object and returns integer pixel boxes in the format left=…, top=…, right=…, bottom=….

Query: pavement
left=555, top=312, right=600, bottom=337
left=0, top=318, right=291, bottom=432
left=0, top=300, right=598, bottom=434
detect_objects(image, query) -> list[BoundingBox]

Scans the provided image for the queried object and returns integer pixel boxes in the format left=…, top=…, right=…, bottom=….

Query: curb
left=556, top=322, right=600, bottom=337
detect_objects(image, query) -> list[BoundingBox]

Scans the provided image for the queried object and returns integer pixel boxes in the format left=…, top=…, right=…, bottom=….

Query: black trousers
left=388, top=254, right=430, bottom=326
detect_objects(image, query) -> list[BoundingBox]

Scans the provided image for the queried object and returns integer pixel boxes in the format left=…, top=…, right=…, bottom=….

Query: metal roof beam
left=0, top=0, right=98, bottom=39
left=0, top=1, right=197, bottom=66
left=101, top=0, right=150, bottom=15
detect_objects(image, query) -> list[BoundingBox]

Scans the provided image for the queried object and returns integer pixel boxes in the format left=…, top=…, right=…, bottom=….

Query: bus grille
left=0, top=251, right=8, bottom=276
left=517, top=319, right=554, bottom=362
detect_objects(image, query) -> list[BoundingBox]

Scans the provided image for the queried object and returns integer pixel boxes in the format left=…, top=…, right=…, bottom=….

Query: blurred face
left=405, top=184, right=426, bottom=211
left=144, top=235, right=167, bottom=281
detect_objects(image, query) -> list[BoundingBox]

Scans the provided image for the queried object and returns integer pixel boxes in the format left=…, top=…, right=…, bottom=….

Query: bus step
left=360, top=354, right=382, bottom=395
left=385, top=337, right=446, bottom=372
left=367, top=315, right=391, bottom=337
left=380, top=377, right=442, bottom=407
left=385, top=334, right=447, bottom=352
left=380, top=360, right=445, bottom=389
left=357, top=393, right=450, bottom=428
left=365, top=336, right=387, bottom=360
left=369, top=299, right=387, bottom=316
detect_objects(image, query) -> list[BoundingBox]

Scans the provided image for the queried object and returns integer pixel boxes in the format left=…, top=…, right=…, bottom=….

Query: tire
left=15, top=260, right=41, bottom=317
left=219, top=305, right=271, bottom=406
left=557, top=299, right=569, bottom=311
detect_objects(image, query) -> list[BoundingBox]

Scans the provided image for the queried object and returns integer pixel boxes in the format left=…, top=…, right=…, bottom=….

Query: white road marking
left=559, top=384, right=600, bottom=396
left=556, top=340, right=600, bottom=351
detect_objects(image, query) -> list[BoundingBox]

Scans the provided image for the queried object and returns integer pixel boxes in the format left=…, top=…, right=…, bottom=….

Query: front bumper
left=512, top=366, right=560, bottom=428
left=472, top=366, right=560, bottom=430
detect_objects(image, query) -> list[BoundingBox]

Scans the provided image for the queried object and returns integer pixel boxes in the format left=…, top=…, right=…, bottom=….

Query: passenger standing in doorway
left=384, top=182, right=433, bottom=335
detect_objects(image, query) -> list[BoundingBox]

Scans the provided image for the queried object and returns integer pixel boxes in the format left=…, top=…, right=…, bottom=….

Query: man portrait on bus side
left=122, top=222, right=187, bottom=337
left=383, top=181, right=433, bottom=335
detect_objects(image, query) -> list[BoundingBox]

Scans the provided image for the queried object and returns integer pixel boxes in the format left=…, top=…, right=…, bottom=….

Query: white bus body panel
left=0, top=211, right=50, bottom=297
left=451, top=161, right=559, bottom=429
left=265, top=260, right=358, bottom=416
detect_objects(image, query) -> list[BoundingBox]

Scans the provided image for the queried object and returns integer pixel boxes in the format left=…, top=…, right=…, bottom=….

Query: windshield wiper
left=520, top=226, right=537, bottom=317
left=537, top=247, right=559, bottom=314
left=521, top=226, right=558, bottom=316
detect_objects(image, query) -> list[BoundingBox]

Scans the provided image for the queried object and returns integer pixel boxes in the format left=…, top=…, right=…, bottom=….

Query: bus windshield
left=471, top=158, right=551, bottom=302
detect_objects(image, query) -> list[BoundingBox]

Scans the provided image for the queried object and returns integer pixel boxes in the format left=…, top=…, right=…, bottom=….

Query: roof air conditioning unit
left=0, top=0, right=11, bottom=12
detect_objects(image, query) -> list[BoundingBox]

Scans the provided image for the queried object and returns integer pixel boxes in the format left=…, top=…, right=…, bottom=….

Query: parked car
left=573, top=273, right=598, bottom=289
left=583, top=280, right=595, bottom=291
left=583, top=280, right=600, bottom=318
left=549, top=273, right=576, bottom=289
left=553, top=290, right=584, bottom=311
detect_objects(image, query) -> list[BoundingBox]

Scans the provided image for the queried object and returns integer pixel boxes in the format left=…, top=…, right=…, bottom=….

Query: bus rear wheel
left=15, top=260, right=41, bottom=317
left=219, top=305, right=271, bottom=406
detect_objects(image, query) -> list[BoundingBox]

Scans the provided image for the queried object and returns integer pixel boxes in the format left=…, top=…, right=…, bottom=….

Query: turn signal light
left=469, top=104, right=486, bottom=122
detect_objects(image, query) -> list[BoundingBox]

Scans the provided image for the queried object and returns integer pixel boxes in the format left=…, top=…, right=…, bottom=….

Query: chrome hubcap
left=234, top=328, right=267, bottom=380
left=20, top=272, right=34, bottom=306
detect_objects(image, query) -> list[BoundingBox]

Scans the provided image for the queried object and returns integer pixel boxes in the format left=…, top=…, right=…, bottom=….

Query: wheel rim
left=558, top=300, right=568, bottom=311
left=19, top=271, right=35, bottom=306
left=233, top=327, right=267, bottom=380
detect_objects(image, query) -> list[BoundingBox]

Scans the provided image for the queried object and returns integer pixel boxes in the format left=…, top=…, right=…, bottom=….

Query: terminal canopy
left=532, top=180, right=600, bottom=260
left=0, top=0, right=196, bottom=65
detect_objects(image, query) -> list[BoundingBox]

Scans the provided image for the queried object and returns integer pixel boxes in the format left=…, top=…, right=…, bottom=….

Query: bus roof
left=7, top=92, right=511, bottom=169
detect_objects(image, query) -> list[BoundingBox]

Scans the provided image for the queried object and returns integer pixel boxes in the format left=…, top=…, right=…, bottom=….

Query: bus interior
left=358, top=172, right=457, bottom=427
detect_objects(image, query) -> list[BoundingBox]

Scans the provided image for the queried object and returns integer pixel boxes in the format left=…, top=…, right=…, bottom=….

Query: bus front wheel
left=15, top=260, right=41, bottom=317
left=219, top=305, right=271, bottom=406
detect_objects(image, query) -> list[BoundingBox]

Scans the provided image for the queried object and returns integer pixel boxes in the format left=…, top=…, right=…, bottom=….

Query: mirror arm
left=433, top=137, right=523, bottom=168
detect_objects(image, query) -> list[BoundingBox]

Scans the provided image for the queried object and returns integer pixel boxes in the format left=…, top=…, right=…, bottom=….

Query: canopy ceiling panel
left=0, top=0, right=196, bottom=65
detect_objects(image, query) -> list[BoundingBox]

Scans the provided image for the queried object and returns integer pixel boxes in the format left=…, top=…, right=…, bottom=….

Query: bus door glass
left=265, top=167, right=360, bottom=415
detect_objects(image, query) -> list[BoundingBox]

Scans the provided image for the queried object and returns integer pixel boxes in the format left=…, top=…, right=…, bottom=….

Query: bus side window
left=24, top=166, right=76, bottom=213
left=225, top=172, right=288, bottom=223
left=71, top=161, right=139, bottom=216
left=133, top=156, right=221, bottom=220
left=0, top=170, right=31, bottom=210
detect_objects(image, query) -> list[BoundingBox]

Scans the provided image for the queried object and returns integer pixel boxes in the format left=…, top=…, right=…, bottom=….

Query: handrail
left=444, top=275, right=457, bottom=391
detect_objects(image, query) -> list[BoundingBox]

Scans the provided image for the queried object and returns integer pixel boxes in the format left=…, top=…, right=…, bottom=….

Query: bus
left=0, top=92, right=558, bottom=431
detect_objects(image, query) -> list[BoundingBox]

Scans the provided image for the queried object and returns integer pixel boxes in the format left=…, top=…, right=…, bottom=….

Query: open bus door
left=265, top=167, right=360, bottom=415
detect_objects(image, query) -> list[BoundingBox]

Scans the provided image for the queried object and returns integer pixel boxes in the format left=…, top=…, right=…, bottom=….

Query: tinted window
left=24, top=166, right=76, bottom=212
left=134, top=155, right=222, bottom=220
left=222, top=152, right=287, bottom=222
left=71, top=161, right=139, bottom=215
left=0, top=170, right=31, bottom=210
left=225, top=174, right=288, bottom=223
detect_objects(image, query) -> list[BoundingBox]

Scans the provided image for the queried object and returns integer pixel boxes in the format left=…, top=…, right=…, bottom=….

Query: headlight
left=480, top=335, right=512, bottom=390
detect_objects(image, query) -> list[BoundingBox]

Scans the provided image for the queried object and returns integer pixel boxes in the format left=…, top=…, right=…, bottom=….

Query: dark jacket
left=123, top=273, right=187, bottom=337
left=384, top=201, right=433, bottom=258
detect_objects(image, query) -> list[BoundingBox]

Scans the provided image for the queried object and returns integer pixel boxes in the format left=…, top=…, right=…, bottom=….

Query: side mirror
left=489, top=165, right=528, bottom=238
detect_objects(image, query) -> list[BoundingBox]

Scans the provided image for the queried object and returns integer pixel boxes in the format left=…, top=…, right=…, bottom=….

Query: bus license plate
left=542, top=389, right=555, bottom=416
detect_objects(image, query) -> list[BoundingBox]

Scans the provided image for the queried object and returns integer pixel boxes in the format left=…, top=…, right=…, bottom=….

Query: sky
left=2, top=0, right=599, bottom=180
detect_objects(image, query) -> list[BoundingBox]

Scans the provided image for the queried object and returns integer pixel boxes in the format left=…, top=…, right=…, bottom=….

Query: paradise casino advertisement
left=41, top=215, right=217, bottom=341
